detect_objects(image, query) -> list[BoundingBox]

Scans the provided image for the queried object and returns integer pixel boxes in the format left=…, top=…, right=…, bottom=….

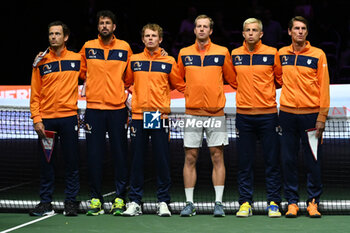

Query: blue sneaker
left=213, top=201, right=225, bottom=217
left=180, top=202, right=196, bottom=217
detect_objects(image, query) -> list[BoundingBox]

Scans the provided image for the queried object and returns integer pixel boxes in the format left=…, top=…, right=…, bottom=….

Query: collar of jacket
left=195, top=38, right=212, bottom=52
left=143, top=47, right=162, bottom=59
left=49, top=46, right=67, bottom=58
left=243, top=40, right=262, bottom=53
left=98, top=34, right=117, bottom=48
left=288, top=40, right=311, bottom=54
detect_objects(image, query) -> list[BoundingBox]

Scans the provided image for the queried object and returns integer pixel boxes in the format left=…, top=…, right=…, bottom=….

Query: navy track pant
left=128, top=120, right=171, bottom=204
left=279, top=110, right=323, bottom=204
left=236, top=113, right=281, bottom=205
left=85, top=108, right=128, bottom=202
left=39, top=115, right=80, bottom=203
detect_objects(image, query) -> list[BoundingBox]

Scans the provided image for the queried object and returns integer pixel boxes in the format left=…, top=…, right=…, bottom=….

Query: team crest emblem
left=263, top=56, right=267, bottom=62
left=214, top=57, right=219, bottom=63
left=161, top=64, right=166, bottom=70
left=118, top=52, right=123, bottom=58
left=307, top=59, right=312, bottom=65
left=71, top=62, right=75, bottom=68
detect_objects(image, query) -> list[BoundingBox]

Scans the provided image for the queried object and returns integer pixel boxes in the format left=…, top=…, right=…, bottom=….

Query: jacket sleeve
left=79, top=44, right=87, bottom=80
left=169, top=60, right=186, bottom=93
left=177, top=51, right=186, bottom=80
left=316, top=52, right=330, bottom=122
left=124, top=59, right=134, bottom=88
left=274, top=51, right=283, bottom=88
left=223, top=50, right=237, bottom=89
left=30, top=67, right=43, bottom=124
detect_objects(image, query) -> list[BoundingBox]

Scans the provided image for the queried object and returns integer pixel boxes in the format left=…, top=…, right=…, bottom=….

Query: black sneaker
left=29, top=202, right=55, bottom=216
left=63, top=201, right=79, bottom=216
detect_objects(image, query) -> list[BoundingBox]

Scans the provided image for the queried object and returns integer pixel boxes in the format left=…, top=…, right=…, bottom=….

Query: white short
left=183, top=115, right=228, bottom=148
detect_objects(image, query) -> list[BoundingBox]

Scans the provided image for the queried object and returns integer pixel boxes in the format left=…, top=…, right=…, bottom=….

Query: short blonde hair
left=194, top=14, right=214, bottom=29
left=243, top=18, right=263, bottom=31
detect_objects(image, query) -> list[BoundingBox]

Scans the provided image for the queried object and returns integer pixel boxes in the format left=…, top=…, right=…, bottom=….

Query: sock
left=214, top=185, right=224, bottom=203
left=185, top=187, right=194, bottom=203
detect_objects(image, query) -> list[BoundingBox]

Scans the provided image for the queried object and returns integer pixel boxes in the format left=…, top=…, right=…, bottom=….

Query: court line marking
left=0, top=182, right=32, bottom=192
left=0, top=213, right=57, bottom=233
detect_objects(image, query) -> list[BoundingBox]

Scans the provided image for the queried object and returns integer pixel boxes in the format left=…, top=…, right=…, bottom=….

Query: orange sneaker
left=285, top=203, right=299, bottom=218
left=307, top=199, right=321, bottom=218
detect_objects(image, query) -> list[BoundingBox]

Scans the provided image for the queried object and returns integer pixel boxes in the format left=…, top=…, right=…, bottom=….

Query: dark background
left=3, top=0, right=350, bottom=85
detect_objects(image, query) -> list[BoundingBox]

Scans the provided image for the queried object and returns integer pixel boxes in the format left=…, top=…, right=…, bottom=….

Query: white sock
left=185, top=187, right=194, bottom=203
left=214, top=185, right=224, bottom=203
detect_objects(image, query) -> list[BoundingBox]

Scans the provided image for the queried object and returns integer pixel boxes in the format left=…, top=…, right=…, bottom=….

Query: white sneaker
left=157, top=202, right=171, bottom=217
left=122, top=202, right=142, bottom=216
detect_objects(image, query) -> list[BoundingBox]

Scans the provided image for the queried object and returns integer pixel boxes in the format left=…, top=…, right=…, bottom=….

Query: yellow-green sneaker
left=236, top=202, right=252, bottom=217
left=267, top=201, right=281, bottom=218
left=86, top=198, right=104, bottom=216
left=110, top=198, right=125, bottom=216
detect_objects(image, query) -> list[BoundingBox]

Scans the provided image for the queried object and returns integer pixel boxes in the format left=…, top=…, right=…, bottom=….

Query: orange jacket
left=278, top=41, right=330, bottom=122
left=30, top=47, right=83, bottom=123
left=80, top=35, right=132, bottom=110
left=178, top=39, right=236, bottom=116
left=124, top=48, right=185, bottom=120
left=231, top=40, right=282, bottom=115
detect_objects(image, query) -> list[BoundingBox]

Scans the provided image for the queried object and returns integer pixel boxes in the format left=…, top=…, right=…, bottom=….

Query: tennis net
left=0, top=106, right=349, bottom=214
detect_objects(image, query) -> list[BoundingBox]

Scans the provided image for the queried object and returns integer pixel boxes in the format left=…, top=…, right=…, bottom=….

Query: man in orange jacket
left=122, top=23, right=185, bottom=217
left=30, top=21, right=83, bottom=217
left=79, top=10, right=132, bottom=216
left=231, top=18, right=283, bottom=218
left=279, top=16, right=330, bottom=218
left=177, top=14, right=236, bottom=217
